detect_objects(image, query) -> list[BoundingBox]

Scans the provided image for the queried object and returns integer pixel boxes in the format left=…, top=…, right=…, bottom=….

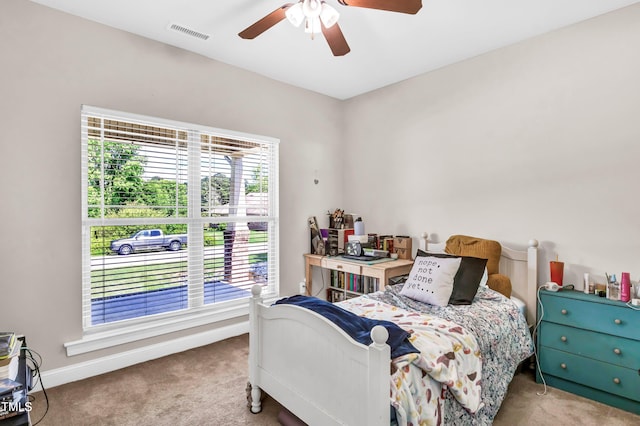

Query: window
left=81, top=105, right=279, bottom=331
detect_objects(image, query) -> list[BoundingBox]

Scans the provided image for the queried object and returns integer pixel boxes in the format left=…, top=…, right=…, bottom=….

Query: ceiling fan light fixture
left=302, top=0, right=322, bottom=18
left=240, top=0, right=422, bottom=56
left=285, top=2, right=305, bottom=27
left=304, top=16, right=322, bottom=34
left=320, top=2, right=339, bottom=28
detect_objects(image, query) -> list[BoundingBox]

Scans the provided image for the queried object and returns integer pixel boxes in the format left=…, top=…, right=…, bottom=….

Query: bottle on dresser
left=608, top=274, right=619, bottom=301
left=620, top=272, right=631, bottom=302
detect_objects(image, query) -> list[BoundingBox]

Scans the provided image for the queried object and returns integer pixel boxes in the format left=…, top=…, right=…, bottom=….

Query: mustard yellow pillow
left=486, top=273, right=512, bottom=298
left=445, top=235, right=502, bottom=275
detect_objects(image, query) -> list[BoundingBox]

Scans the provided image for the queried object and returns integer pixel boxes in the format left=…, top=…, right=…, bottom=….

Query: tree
left=88, top=140, right=190, bottom=218
left=245, top=165, right=269, bottom=194
left=87, top=139, right=146, bottom=216
left=201, top=173, right=230, bottom=207
left=142, top=178, right=187, bottom=216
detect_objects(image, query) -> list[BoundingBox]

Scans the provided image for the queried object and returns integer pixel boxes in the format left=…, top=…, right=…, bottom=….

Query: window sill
left=64, top=297, right=275, bottom=356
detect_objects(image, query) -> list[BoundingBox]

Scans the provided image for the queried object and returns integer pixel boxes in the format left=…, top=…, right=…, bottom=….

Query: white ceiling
left=31, top=0, right=639, bottom=99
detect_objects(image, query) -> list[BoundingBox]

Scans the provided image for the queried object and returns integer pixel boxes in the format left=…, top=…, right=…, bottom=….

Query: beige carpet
left=28, top=334, right=639, bottom=425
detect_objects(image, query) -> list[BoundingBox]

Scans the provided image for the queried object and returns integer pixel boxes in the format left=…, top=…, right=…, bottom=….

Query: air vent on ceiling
left=168, top=23, right=210, bottom=41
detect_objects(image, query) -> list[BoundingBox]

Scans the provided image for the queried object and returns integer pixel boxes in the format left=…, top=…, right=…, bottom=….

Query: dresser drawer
left=540, top=292, right=639, bottom=341
left=540, top=322, right=640, bottom=370
left=322, top=258, right=362, bottom=275
left=540, top=347, right=640, bottom=402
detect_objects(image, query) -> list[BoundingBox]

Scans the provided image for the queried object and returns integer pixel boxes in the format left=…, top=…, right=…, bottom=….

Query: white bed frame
left=249, top=233, right=538, bottom=425
left=418, top=233, right=539, bottom=326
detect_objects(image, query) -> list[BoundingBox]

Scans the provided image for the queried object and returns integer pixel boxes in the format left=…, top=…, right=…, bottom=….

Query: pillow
left=445, top=235, right=502, bottom=275
left=400, top=255, right=462, bottom=306
left=479, top=267, right=488, bottom=287
left=416, top=249, right=488, bottom=305
left=487, top=273, right=512, bottom=298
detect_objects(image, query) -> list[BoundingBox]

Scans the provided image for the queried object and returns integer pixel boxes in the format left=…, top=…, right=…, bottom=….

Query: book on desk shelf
left=329, top=270, right=380, bottom=294
left=329, top=290, right=345, bottom=303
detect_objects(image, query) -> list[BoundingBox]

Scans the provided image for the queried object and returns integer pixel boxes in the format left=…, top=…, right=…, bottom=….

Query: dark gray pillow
left=416, top=249, right=488, bottom=305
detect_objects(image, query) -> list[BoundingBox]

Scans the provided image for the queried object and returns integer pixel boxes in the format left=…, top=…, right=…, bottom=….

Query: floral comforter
left=336, top=298, right=484, bottom=426
left=339, top=284, right=533, bottom=425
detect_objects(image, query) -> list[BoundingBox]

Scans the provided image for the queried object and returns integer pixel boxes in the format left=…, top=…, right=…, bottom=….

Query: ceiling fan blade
left=322, top=22, right=350, bottom=57
left=337, top=0, right=422, bottom=14
left=238, top=3, right=294, bottom=39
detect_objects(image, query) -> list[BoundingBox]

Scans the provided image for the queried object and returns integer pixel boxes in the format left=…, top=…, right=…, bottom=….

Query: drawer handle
left=613, top=378, right=621, bottom=384
left=561, top=309, right=567, bottom=315
left=614, top=319, right=621, bottom=325
left=336, top=265, right=343, bottom=269
left=560, top=363, right=567, bottom=369
left=613, top=348, right=621, bottom=355
left=560, top=336, right=567, bottom=342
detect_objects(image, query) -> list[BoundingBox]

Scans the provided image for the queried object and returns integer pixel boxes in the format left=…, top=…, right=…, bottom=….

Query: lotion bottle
left=354, top=217, right=364, bottom=236
left=620, top=272, right=631, bottom=302
left=583, top=273, right=590, bottom=294
left=608, top=274, right=619, bottom=301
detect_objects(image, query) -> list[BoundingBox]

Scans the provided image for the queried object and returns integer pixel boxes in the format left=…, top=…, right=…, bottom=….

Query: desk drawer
left=540, top=347, right=640, bottom=402
left=540, top=293, right=639, bottom=340
left=322, top=258, right=362, bottom=275
left=540, top=322, right=640, bottom=370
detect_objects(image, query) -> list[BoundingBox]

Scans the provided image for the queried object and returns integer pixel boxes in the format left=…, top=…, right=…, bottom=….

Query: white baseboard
left=33, top=321, right=249, bottom=391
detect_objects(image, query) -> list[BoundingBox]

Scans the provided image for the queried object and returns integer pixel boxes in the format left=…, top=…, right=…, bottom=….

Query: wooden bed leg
left=250, top=384, right=262, bottom=413
left=246, top=381, right=262, bottom=413
left=249, top=285, right=263, bottom=414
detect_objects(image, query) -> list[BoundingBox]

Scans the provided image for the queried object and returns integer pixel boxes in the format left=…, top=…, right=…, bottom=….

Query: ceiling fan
left=238, top=0, right=422, bottom=56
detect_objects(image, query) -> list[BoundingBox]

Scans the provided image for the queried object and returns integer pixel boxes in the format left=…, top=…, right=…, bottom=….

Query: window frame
left=68, top=105, right=279, bottom=356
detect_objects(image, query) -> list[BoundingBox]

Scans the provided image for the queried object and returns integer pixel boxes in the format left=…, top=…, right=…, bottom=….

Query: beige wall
left=0, top=0, right=343, bottom=371
left=342, top=4, right=640, bottom=289
left=1, top=0, right=639, bottom=378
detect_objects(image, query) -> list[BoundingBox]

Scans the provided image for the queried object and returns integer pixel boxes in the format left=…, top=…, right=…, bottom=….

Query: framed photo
left=308, top=216, right=325, bottom=255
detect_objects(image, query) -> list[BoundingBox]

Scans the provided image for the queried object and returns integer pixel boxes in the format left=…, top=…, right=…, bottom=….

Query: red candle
left=550, top=261, right=564, bottom=286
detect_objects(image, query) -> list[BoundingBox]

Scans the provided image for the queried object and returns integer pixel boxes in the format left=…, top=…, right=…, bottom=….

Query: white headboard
left=419, top=232, right=539, bottom=325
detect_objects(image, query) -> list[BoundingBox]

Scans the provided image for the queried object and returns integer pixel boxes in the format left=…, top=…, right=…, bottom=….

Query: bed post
left=419, top=232, right=429, bottom=252
left=526, top=240, right=539, bottom=325
left=249, top=285, right=262, bottom=414
left=367, top=325, right=391, bottom=426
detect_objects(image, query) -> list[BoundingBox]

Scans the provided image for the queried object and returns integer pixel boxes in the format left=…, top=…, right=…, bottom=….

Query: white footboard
left=249, top=285, right=391, bottom=426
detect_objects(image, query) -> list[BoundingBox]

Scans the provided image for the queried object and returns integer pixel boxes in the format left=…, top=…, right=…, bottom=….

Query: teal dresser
left=536, top=289, right=640, bottom=414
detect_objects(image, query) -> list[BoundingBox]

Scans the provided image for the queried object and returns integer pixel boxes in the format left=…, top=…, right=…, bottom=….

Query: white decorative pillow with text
left=400, top=256, right=462, bottom=306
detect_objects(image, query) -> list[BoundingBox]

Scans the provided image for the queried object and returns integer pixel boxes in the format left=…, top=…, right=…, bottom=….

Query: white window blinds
left=81, top=105, right=279, bottom=330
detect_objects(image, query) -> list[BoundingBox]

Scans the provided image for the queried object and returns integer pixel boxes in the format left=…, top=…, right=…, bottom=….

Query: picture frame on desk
left=308, top=216, right=325, bottom=255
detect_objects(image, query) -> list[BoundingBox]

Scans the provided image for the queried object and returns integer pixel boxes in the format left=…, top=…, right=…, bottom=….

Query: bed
left=248, top=233, right=539, bottom=425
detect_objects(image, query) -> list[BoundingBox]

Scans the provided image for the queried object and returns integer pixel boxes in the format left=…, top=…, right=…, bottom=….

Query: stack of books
left=0, top=377, right=25, bottom=420
left=0, top=332, right=28, bottom=420
left=0, top=332, right=20, bottom=382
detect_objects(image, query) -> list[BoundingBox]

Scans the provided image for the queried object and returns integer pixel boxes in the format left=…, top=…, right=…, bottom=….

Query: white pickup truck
left=110, top=229, right=187, bottom=255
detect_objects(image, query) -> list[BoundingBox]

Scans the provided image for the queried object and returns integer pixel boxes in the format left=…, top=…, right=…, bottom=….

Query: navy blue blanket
left=274, top=295, right=419, bottom=359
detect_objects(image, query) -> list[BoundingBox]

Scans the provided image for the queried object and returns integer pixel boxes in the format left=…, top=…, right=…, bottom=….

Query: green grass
left=91, top=254, right=266, bottom=299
